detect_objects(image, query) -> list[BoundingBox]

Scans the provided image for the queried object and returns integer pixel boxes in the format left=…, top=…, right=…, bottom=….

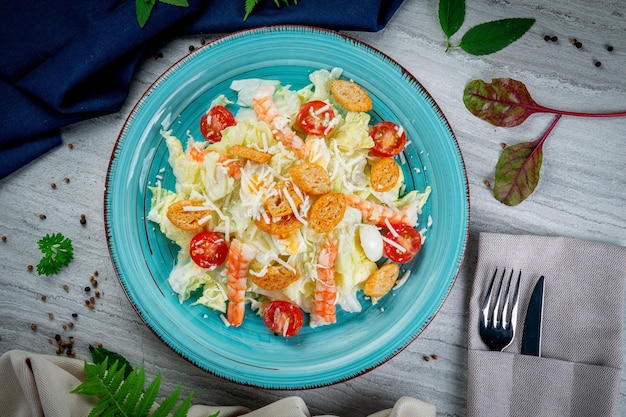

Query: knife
left=521, top=276, right=545, bottom=356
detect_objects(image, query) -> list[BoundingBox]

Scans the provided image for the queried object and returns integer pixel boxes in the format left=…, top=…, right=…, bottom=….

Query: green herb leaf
left=136, top=0, right=156, bottom=28
left=90, top=345, right=134, bottom=378
left=36, top=233, right=73, bottom=276
left=439, top=0, right=465, bottom=39
left=244, top=0, right=297, bottom=20
left=160, top=0, right=189, bottom=6
left=493, top=115, right=561, bottom=205
left=458, top=18, right=535, bottom=55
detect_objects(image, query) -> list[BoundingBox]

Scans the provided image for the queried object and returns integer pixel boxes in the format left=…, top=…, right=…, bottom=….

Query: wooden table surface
left=1, top=0, right=625, bottom=415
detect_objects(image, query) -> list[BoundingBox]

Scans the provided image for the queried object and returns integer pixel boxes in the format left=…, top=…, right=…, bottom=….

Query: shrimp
left=188, top=147, right=241, bottom=178
left=345, top=194, right=417, bottom=227
left=253, top=92, right=308, bottom=159
left=226, top=239, right=257, bottom=327
left=310, top=236, right=338, bottom=328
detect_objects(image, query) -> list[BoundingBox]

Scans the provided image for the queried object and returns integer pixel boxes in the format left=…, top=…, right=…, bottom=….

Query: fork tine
left=492, top=269, right=506, bottom=328
left=509, top=270, right=522, bottom=331
left=500, top=269, right=513, bottom=328
left=480, top=269, right=498, bottom=327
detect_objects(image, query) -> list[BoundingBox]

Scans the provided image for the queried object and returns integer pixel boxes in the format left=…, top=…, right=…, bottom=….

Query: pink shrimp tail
left=226, top=239, right=256, bottom=327
left=310, top=236, right=338, bottom=328
left=252, top=94, right=308, bottom=159
left=345, top=194, right=417, bottom=227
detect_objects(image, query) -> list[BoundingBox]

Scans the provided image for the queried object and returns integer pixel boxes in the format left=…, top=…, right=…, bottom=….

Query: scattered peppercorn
left=38, top=213, right=46, bottom=220
left=551, top=36, right=558, bottom=42
left=84, top=286, right=91, bottom=293
left=423, top=355, right=430, bottom=361
left=62, top=324, right=68, bottom=330
left=54, top=334, right=61, bottom=341
left=431, top=354, right=439, bottom=360
left=484, top=180, right=491, bottom=188
left=89, top=296, right=95, bottom=303
left=27, top=264, right=33, bottom=271
left=41, top=295, right=47, bottom=301
left=98, top=342, right=103, bottom=348
left=51, top=182, right=57, bottom=189
left=48, top=312, right=54, bottom=319
left=68, top=321, right=74, bottom=328
left=63, top=284, right=69, bottom=291
left=570, top=38, right=577, bottom=45
left=63, top=177, right=70, bottom=183
left=72, top=313, right=78, bottom=318
left=93, top=270, right=99, bottom=276
left=200, top=38, right=206, bottom=45
left=1, top=235, right=6, bottom=241
left=188, top=45, right=195, bottom=52
left=575, top=41, right=582, bottom=49
left=500, top=142, right=507, bottom=149
left=544, top=35, right=551, bottom=41
left=67, top=143, right=74, bottom=149
left=69, top=336, right=75, bottom=343
left=595, top=61, right=602, bottom=67
left=30, top=323, right=37, bottom=331
left=80, top=214, right=87, bottom=225
left=95, top=290, right=101, bottom=298
left=607, top=45, right=614, bottom=52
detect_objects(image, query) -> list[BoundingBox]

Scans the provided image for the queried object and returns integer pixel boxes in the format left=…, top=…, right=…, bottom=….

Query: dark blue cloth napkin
left=0, top=0, right=404, bottom=180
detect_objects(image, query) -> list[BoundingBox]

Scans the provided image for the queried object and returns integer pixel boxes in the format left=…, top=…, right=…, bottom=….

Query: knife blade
left=521, top=276, right=545, bottom=356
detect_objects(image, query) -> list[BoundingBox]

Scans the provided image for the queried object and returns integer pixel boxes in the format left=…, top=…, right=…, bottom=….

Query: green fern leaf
left=172, top=391, right=194, bottom=417
left=243, top=0, right=260, bottom=20
left=152, top=383, right=181, bottom=417
left=134, top=371, right=162, bottom=416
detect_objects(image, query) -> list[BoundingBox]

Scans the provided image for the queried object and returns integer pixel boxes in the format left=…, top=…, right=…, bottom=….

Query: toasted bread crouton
left=364, top=263, right=400, bottom=298
left=166, top=200, right=211, bottom=231
left=252, top=265, right=299, bottom=290
left=309, top=193, right=347, bottom=233
left=255, top=213, right=303, bottom=236
left=289, top=162, right=331, bottom=195
left=329, top=79, right=373, bottom=112
left=265, top=181, right=303, bottom=217
left=228, top=144, right=272, bottom=164
left=370, top=157, right=400, bottom=192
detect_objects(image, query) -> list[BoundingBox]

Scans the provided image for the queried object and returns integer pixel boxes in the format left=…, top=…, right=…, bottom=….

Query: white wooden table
left=1, top=0, right=625, bottom=415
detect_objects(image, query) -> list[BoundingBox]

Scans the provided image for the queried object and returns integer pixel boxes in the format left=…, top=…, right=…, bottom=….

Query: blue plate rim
left=104, top=24, right=470, bottom=389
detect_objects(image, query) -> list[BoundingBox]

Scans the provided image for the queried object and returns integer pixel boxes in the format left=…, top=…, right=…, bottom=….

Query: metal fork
left=479, top=269, right=522, bottom=351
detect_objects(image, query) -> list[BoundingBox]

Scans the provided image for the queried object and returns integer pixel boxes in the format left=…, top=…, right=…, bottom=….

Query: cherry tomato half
left=263, top=300, right=304, bottom=337
left=369, top=121, right=407, bottom=157
left=383, top=224, right=422, bottom=264
left=189, top=231, right=228, bottom=268
left=200, top=105, right=236, bottom=143
left=298, top=100, right=337, bottom=136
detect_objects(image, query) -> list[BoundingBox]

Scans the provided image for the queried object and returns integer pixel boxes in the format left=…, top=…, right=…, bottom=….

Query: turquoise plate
left=105, top=26, right=469, bottom=389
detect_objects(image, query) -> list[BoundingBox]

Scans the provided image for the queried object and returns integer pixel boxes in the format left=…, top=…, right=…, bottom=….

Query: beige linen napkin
left=467, top=233, right=626, bottom=417
left=0, top=349, right=436, bottom=417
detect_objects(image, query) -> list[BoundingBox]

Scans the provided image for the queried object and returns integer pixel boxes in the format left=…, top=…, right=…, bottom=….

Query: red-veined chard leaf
left=464, top=78, right=626, bottom=127
left=459, top=18, right=535, bottom=55
left=464, top=78, right=542, bottom=127
left=494, top=115, right=561, bottom=205
left=439, top=0, right=466, bottom=39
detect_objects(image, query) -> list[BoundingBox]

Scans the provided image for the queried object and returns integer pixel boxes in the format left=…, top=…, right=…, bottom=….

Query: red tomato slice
left=200, top=105, right=236, bottom=143
left=383, top=224, right=422, bottom=264
left=263, top=300, right=304, bottom=337
left=369, top=121, right=407, bottom=157
left=189, top=231, right=228, bottom=268
left=298, top=100, right=337, bottom=136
